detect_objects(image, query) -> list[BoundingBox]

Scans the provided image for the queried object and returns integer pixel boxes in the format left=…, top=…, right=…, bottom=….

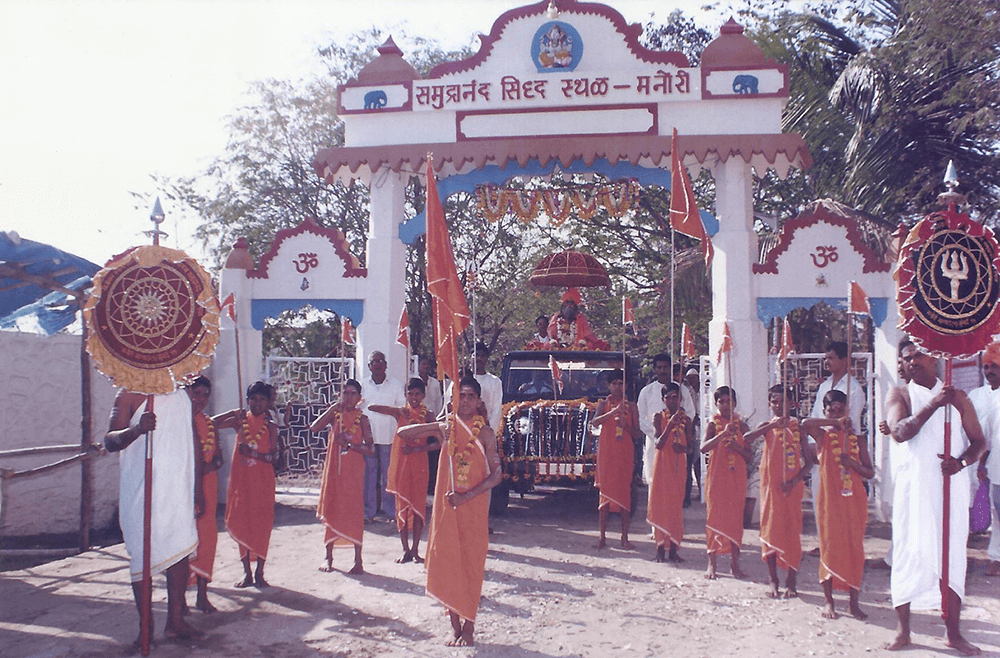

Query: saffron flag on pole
left=716, top=321, right=733, bottom=366
left=220, top=293, right=236, bottom=322
left=778, top=317, right=795, bottom=363
left=670, top=128, right=714, bottom=268
left=342, top=317, right=355, bottom=346
left=425, top=155, right=471, bottom=404
left=622, top=297, right=635, bottom=326
left=549, top=355, right=564, bottom=394
left=681, top=322, right=696, bottom=360
left=849, top=281, right=871, bottom=316
left=396, top=307, right=410, bottom=348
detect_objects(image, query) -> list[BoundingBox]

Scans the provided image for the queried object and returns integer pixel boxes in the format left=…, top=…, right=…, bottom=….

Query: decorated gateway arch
left=214, top=0, right=900, bottom=514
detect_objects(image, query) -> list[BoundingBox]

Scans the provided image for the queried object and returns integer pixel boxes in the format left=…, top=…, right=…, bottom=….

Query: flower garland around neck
left=240, top=412, right=269, bottom=467
left=778, top=419, right=801, bottom=479
left=199, top=415, right=217, bottom=463
left=449, top=413, right=486, bottom=490
left=401, top=403, right=429, bottom=446
left=715, top=413, right=741, bottom=472
left=556, top=316, right=578, bottom=348
left=333, top=409, right=363, bottom=452
left=828, top=429, right=860, bottom=496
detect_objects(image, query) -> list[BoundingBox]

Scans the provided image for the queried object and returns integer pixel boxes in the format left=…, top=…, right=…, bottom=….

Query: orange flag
left=342, top=317, right=355, bottom=346
left=396, top=307, right=410, bottom=348
left=549, top=355, right=564, bottom=394
left=426, top=156, right=471, bottom=404
left=849, top=281, right=870, bottom=315
left=716, top=322, right=733, bottom=366
left=622, top=297, right=635, bottom=326
left=778, top=317, right=795, bottom=363
left=681, top=323, right=696, bottom=360
left=220, top=292, right=236, bottom=322
left=670, top=128, right=714, bottom=268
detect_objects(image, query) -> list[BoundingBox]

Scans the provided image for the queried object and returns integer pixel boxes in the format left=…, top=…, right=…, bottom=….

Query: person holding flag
left=592, top=369, right=640, bottom=549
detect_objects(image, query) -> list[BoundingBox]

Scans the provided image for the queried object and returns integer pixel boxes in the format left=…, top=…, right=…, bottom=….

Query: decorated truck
left=490, top=349, right=638, bottom=513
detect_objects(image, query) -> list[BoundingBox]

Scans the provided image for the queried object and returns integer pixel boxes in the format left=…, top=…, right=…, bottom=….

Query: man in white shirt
left=638, top=354, right=672, bottom=485
left=473, top=342, right=504, bottom=434
left=808, top=341, right=866, bottom=517
left=362, top=350, right=404, bottom=520
left=971, top=343, right=1000, bottom=576
left=418, top=355, right=444, bottom=419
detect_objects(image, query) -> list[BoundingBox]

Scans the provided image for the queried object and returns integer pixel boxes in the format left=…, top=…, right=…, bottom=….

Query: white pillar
left=872, top=299, right=902, bottom=521
left=360, top=168, right=409, bottom=385
left=710, top=157, right=769, bottom=423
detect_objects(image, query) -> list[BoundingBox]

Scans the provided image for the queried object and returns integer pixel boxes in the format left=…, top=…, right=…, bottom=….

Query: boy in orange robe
left=214, top=381, right=279, bottom=588
left=402, top=376, right=502, bottom=646
left=701, top=386, right=752, bottom=580
left=593, top=369, right=640, bottom=550
left=647, top=382, right=691, bottom=563
left=310, top=379, right=374, bottom=574
left=744, top=385, right=811, bottom=598
left=370, top=378, right=439, bottom=563
left=802, top=389, right=874, bottom=620
left=186, top=376, right=223, bottom=613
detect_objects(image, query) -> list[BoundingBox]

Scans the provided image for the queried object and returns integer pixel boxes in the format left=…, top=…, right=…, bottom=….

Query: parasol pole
left=140, top=394, right=154, bottom=656
left=845, top=294, right=852, bottom=425
left=941, top=357, right=953, bottom=619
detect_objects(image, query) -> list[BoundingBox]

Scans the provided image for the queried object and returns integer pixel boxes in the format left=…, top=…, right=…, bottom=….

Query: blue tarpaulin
left=0, top=231, right=100, bottom=335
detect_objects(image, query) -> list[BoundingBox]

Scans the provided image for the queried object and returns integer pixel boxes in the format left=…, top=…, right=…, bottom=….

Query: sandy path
left=2, top=486, right=999, bottom=657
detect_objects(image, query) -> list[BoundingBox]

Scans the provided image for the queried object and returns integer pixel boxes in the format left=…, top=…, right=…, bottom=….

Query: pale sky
left=0, top=0, right=724, bottom=266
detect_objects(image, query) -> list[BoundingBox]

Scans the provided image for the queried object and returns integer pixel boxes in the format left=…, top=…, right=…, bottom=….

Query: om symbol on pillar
left=293, top=253, right=319, bottom=274
left=810, top=246, right=839, bottom=268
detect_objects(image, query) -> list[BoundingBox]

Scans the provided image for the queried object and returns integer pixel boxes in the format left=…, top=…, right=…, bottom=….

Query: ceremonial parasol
left=83, top=242, right=220, bottom=655
left=529, top=250, right=610, bottom=288
left=895, top=166, right=1000, bottom=619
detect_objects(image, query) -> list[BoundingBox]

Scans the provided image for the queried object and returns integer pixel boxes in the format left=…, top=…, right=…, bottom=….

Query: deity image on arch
left=538, top=24, right=573, bottom=69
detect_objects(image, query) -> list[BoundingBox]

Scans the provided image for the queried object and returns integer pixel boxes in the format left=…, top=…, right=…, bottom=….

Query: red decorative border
left=426, top=0, right=689, bottom=80
left=247, top=217, right=367, bottom=280
left=700, top=64, right=789, bottom=100
left=752, top=201, right=891, bottom=274
left=456, top=102, right=657, bottom=141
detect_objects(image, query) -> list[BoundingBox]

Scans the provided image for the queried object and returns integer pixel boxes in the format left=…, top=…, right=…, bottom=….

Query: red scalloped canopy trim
left=426, top=0, right=688, bottom=80
left=752, top=200, right=891, bottom=275
left=314, top=133, right=812, bottom=181
left=247, top=218, right=367, bottom=280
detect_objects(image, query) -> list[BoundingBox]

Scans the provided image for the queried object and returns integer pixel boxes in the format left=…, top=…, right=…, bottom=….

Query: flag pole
left=942, top=357, right=953, bottom=619
left=234, top=319, right=245, bottom=411
left=845, top=289, right=853, bottom=421
left=140, top=394, right=154, bottom=656
left=670, top=227, right=676, bottom=362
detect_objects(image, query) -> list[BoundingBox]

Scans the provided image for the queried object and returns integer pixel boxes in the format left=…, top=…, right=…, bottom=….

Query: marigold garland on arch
left=476, top=180, right=641, bottom=224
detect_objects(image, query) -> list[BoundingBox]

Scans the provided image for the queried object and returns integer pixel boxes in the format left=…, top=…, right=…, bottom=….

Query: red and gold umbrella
left=528, top=250, right=610, bottom=288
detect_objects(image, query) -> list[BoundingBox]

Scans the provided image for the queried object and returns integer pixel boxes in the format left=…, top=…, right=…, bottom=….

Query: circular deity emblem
left=84, top=245, right=220, bottom=394
left=897, top=209, right=1000, bottom=358
left=912, top=229, right=998, bottom=335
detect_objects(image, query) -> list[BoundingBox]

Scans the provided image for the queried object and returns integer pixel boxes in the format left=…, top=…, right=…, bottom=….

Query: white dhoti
left=891, top=380, right=972, bottom=609
left=119, top=390, right=198, bottom=582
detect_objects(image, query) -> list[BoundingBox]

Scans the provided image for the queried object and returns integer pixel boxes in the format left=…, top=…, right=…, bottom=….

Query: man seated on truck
left=547, top=288, right=610, bottom=351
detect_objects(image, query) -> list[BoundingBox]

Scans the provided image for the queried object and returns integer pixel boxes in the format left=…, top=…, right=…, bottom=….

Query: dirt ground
left=3, top=485, right=999, bottom=658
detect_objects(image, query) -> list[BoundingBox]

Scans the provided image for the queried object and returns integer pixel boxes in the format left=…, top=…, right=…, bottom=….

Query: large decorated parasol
left=895, top=167, right=1000, bottom=621
left=529, top=249, right=610, bottom=288
left=83, top=244, right=220, bottom=393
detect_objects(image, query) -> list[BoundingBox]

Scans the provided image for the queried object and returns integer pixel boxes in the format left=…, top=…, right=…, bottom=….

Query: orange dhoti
left=189, top=413, right=219, bottom=582
left=426, top=415, right=490, bottom=623
left=596, top=420, right=634, bottom=513
left=225, top=413, right=275, bottom=560
left=759, top=421, right=804, bottom=570
left=817, top=430, right=867, bottom=591
left=705, top=415, right=746, bottom=554
left=317, top=410, right=367, bottom=548
left=386, top=407, right=430, bottom=531
left=647, top=425, right=686, bottom=548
